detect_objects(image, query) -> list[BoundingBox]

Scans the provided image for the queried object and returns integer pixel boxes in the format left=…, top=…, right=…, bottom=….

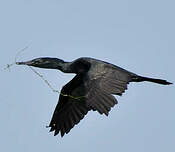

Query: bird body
left=16, top=57, right=172, bottom=137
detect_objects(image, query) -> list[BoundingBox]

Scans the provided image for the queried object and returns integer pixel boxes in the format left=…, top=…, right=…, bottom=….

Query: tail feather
left=132, top=76, right=172, bottom=85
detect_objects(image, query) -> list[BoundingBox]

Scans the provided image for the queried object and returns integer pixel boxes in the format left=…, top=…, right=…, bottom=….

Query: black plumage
left=16, top=57, right=172, bottom=137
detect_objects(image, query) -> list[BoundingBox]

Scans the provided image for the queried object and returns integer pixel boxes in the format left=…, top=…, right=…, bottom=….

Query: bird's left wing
left=84, top=63, right=133, bottom=116
left=48, top=74, right=90, bottom=137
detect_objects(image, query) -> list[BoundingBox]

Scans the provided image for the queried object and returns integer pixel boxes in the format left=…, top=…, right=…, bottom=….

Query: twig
left=5, top=44, right=85, bottom=100
left=29, top=66, right=85, bottom=100
left=4, top=63, right=14, bottom=71
left=15, top=45, right=29, bottom=63
left=4, top=45, right=30, bottom=70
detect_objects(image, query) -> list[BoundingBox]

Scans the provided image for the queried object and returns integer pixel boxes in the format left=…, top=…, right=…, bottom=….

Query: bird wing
left=84, top=64, right=133, bottom=116
left=49, top=63, right=133, bottom=137
left=48, top=74, right=90, bottom=137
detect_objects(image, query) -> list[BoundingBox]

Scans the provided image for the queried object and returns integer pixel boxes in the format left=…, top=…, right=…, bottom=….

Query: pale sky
left=0, top=0, right=174, bottom=152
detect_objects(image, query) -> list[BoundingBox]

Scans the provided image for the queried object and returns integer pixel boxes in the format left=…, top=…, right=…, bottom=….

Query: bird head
left=16, top=57, right=65, bottom=70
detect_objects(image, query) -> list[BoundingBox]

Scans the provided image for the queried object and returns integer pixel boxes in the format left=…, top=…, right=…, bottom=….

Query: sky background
left=0, top=0, right=174, bottom=152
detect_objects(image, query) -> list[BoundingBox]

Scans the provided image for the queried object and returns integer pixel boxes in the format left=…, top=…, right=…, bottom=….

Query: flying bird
left=16, top=57, right=172, bottom=137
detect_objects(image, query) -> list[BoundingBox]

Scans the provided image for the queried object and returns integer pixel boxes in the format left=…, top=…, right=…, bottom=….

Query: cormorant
left=16, top=57, right=172, bottom=137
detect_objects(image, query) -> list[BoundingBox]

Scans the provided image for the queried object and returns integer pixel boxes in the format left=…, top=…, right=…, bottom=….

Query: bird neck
left=58, top=62, right=73, bottom=73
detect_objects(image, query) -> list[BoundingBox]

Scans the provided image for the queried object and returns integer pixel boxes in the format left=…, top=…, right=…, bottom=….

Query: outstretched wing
left=48, top=74, right=90, bottom=137
left=84, top=63, right=133, bottom=116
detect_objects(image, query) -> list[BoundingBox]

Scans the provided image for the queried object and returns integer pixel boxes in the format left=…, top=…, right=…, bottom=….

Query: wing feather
left=48, top=74, right=90, bottom=137
left=84, top=63, right=132, bottom=115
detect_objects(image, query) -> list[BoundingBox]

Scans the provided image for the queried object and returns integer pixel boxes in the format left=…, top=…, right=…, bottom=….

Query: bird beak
left=16, top=60, right=33, bottom=66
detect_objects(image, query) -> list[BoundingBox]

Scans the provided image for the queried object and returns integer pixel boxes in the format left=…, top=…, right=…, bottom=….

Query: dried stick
left=4, top=45, right=85, bottom=100
left=29, top=66, right=85, bottom=100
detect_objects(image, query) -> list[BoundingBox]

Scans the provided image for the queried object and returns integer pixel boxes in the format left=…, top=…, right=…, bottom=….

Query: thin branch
left=29, top=66, right=85, bottom=100
left=5, top=44, right=85, bottom=100
left=4, top=45, right=30, bottom=70
left=15, top=45, right=29, bottom=63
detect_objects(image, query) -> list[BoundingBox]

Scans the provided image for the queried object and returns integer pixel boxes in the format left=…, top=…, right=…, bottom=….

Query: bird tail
left=131, top=76, right=172, bottom=85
